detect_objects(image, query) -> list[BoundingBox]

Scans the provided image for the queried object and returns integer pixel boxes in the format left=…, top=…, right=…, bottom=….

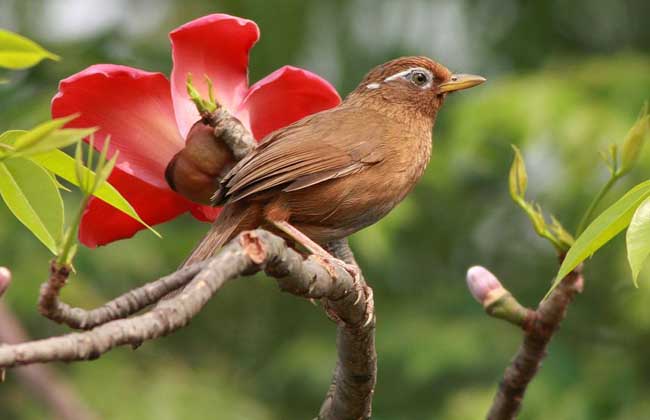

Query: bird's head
left=349, top=56, right=485, bottom=119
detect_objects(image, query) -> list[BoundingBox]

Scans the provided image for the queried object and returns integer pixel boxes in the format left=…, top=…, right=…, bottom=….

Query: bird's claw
left=357, top=282, right=375, bottom=328
left=310, top=255, right=373, bottom=328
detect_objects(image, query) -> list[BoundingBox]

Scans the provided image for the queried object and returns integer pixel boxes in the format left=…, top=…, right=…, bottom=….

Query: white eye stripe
left=366, top=83, right=381, bottom=90
left=383, top=67, right=432, bottom=83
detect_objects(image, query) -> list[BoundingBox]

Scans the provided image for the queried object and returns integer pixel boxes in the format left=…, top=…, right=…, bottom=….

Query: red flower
left=51, top=14, right=341, bottom=247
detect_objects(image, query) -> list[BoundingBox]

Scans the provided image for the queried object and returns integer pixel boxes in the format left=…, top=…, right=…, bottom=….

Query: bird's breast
left=286, top=131, right=433, bottom=243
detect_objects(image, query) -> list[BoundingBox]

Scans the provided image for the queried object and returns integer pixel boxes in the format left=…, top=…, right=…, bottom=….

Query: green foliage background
left=2, top=0, right=650, bottom=418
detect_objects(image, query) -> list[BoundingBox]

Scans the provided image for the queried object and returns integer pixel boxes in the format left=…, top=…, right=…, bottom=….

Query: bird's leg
left=269, top=220, right=361, bottom=295
left=270, top=220, right=331, bottom=258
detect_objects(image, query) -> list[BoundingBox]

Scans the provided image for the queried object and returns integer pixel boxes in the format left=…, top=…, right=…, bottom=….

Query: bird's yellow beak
left=437, top=74, right=486, bottom=94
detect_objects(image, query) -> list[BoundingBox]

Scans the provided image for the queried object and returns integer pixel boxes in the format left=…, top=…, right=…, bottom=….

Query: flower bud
left=466, top=265, right=504, bottom=305
left=0, top=266, right=12, bottom=297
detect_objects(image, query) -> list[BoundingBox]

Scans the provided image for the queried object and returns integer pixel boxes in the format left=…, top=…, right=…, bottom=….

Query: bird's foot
left=355, top=281, right=375, bottom=329
left=312, top=256, right=373, bottom=328
left=311, top=254, right=359, bottom=285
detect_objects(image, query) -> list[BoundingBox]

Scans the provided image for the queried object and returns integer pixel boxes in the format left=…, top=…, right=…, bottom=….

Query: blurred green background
left=2, top=0, right=650, bottom=419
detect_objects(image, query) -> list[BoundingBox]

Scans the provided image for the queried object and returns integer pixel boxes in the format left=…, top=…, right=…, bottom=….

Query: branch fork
left=1, top=230, right=376, bottom=419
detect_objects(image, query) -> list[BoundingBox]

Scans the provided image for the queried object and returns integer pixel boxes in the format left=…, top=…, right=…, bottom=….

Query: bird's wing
left=216, top=106, right=386, bottom=204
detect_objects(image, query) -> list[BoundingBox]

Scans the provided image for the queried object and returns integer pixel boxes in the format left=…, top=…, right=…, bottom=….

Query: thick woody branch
left=482, top=266, right=584, bottom=420
left=318, top=239, right=376, bottom=420
left=38, top=261, right=207, bottom=330
left=0, top=231, right=372, bottom=380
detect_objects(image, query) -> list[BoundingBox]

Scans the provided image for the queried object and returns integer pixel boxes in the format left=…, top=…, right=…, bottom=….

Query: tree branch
left=202, top=108, right=256, bottom=160
left=318, top=239, right=376, bottom=420
left=467, top=265, right=584, bottom=420
left=38, top=261, right=207, bottom=329
left=0, top=230, right=372, bottom=373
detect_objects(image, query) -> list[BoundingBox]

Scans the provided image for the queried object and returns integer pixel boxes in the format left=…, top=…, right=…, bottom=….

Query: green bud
left=550, top=214, right=574, bottom=249
left=620, top=103, right=650, bottom=175
left=186, top=73, right=218, bottom=114
left=509, top=145, right=527, bottom=202
left=530, top=203, right=548, bottom=235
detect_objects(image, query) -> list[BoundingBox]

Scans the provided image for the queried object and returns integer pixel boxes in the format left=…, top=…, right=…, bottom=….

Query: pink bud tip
left=0, top=267, right=11, bottom=297
left=466, top=265, right=503, bottom=304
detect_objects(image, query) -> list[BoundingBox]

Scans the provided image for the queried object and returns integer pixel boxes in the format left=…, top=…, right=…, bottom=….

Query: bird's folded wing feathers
left=217, top=107, right=386, bottom=203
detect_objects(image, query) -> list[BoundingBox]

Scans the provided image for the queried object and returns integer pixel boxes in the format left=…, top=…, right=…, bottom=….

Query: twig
left=38, top=261, right=207, bottom=329
left=576, top=175, right=619, bottom=235
left=202, top=108, right=256, bottom=160
left=476, top=265, right=584, bottom=420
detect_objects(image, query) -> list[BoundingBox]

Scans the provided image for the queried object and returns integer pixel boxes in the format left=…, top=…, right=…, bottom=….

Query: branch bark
left=318, top=239, right=376, bottom=420
left=485, top=265, right=584, bottom=420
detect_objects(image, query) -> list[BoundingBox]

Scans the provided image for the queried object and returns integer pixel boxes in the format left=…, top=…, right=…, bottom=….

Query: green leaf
left=30, top=149, right=160, bottom=237
left=1, top=123, right=93, bottom=161
left=0, top=29, right=59, bottom=69
left=74, top=138, right=91, bottom=194
left=10, top=116, right=78, bottom=155
left=626, top=196, right=650, bottom=286
left=0, top=130, right=20, bottom=158
left=93, top=150, right=118, bottom=194
left=508, top=145, right=527, bottom=201
left=0, top=158, right=64, bottom=254
left=549, top=180, right=650, bottom=297
left=15, top=127, right=95, bottom=158
left=0, top=130, right=22, bottom=144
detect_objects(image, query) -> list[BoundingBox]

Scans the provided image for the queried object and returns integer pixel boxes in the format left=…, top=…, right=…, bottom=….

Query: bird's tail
left=181, top=202, right=255, bottom=268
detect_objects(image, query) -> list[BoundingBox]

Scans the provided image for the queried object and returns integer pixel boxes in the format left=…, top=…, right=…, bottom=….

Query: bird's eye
left=410, top=70, right=430, bottom=87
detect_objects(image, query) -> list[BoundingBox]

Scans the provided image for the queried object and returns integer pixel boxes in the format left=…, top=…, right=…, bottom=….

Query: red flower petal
left=189, top=205, right=221, bottom=222
left=79, top=168, right=193, bottom=247
left=170, top=14, right=260, bottom=137
left=52, top=64, right=183, bottom=189
left=237, top=65, right=341, bottom=140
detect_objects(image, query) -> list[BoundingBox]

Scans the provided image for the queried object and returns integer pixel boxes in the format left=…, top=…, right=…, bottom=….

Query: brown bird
left=171, top=56, right=485, bottom=267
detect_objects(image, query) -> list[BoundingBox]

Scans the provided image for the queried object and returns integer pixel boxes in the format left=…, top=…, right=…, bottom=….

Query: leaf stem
left=576, top=174, right=620, bottom=235
left=56, top=194, right=90, bottom=265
